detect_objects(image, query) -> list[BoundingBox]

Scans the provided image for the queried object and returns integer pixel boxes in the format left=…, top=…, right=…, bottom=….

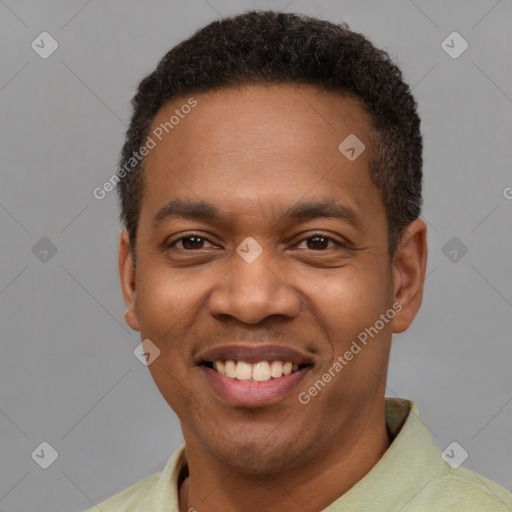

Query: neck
left=179, top=401, right=390, bottom=512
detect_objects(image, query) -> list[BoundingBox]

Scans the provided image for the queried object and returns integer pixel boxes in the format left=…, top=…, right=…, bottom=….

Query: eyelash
left=168, top=232, right=344, bottom=250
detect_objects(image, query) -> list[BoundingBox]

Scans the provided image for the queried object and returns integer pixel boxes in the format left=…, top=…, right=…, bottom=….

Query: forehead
left=140, top=84, right=382, bottom=227
left=149, top=84, right=372, bottom=160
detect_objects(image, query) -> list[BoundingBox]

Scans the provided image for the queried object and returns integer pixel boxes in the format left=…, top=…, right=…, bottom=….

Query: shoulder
left=423, top=466, right=512, bottom=511
left=81, top=446, right=186, bottom=512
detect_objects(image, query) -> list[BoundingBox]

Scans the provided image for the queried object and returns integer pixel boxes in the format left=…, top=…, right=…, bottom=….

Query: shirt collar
left=323, top=397, right=447, bottom=510
left=143, top=397, right=445, bottom=511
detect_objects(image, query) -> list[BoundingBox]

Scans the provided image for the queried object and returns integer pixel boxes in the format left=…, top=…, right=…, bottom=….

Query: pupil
left=308, top=236, right=328, bottom=250
left=183, top=236, right=203, bottom=249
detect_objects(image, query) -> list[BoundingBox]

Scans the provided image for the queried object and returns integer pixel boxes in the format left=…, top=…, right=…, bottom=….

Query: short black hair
left=118, top=10, right=422, bottom=257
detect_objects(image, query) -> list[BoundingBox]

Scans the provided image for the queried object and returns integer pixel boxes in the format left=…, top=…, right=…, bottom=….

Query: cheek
left=135, top=265, right=201, bottom=338
left=136, top=271, right=201, bottom=408
left=306, top=265, right=390, bottom=344
left=145, top=359, right=200, bottom=426
left=319, top=268, right=394, bottom=397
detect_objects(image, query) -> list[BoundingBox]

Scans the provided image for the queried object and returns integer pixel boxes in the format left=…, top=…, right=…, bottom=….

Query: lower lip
left=201, top=365, right=311, bottom=407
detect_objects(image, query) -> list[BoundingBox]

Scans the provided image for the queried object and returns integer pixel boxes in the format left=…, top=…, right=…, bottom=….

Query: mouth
left=196, top=345, right=314, bottom=406
left=201, top=359, right=308, bottom=381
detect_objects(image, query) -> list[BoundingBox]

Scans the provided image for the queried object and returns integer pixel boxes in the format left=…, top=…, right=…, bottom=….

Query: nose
left=207, top=252, right=301, bottom=324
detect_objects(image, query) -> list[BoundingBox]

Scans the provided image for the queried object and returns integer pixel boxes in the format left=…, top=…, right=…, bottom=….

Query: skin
left=119, top=84, right=427, bottom=512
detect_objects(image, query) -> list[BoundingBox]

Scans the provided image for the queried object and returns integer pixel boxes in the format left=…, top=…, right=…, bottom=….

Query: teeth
left=212, top=360, right=301, bottom=381
left=252, top=361, right=271, bottom=382
left=270, top=361, right=283, bottom=378
left=225, top=360, right=236, bottom=378
left=235, top=361, right=252, bottom=381
left=215, top=360, right=225, bottom=376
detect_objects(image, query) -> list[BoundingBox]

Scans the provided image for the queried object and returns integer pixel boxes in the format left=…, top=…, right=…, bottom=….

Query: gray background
left=1, top=1, right=511, bottom=511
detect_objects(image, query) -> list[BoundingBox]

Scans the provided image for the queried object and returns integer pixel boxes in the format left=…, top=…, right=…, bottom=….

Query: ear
left=391, top=219, right=427, bottom=334
left=118, top=229, right=140, bottom=331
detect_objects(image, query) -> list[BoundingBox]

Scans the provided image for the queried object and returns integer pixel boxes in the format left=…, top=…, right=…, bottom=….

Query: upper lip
left=196, top=344, right=315, bottom=366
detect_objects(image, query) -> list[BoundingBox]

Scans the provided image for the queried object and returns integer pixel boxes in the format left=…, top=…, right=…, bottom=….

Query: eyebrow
left=152, top=198, right=359, bottom=227
left=153, top=198, right=221, bottom=225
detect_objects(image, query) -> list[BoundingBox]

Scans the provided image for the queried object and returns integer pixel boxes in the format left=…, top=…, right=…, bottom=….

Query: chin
left=204, top=432, right=310, bottom=474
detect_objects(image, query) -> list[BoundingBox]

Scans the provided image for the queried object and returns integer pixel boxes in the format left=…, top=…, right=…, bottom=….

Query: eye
left=169, top=234, right=215, bottom=250
left=296, top=234, right=341, bottom=250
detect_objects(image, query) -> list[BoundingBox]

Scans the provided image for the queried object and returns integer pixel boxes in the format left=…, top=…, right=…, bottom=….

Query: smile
left=196, top=344, right=314, bottom=406
left=205, top=359, right=303, bottom=381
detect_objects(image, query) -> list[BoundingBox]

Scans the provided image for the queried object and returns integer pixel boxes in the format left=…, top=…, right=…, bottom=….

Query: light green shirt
left=86, top=398, right=512, bottom=511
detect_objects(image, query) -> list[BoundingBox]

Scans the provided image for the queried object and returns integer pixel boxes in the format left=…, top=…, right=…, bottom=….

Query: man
left=88, top=10, right=512, bottom=512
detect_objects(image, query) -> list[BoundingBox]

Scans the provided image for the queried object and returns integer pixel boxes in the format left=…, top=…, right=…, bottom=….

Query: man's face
left=121, top=84, right=402, bottom=472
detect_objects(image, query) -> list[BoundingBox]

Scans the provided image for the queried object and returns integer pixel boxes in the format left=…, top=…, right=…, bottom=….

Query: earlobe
left=391, top=219, right=428, bottom=334
left=118, top=229, right=140, bottom=331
